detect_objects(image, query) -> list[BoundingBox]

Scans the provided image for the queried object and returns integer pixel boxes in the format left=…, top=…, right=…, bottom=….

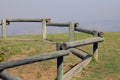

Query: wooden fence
left=0, top=18, right=77, bottom=41
left=58, top=37, right=104, bottom=80
left=0, top=36, right=104, bottom=80
left=0, top=18, right=104, bottom=80
left=0, top=50, right=69, bottom=80
left=0, top=18, right=51, bottom=40
left=0, top=18, right=103, bottom=41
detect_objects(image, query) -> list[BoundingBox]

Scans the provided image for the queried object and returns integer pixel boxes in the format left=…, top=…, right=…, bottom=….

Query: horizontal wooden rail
left=75, top=27, right=104, bottom=37
left=69, top=48, right=90, bottom=60
left=0, top=70, right=21, bottom=80
left=64, top=56, right=92, bottom=80
left=46, top=22, right=69, bottom=27
left=0, top=50, right=69, bottom=71
left=75, top=27, right=95, bottom=34
left=61, top=37, right=104, bottom=49
left=6, top=18, right=51, bottom=22
left=46, top=22, right=78, bottom=27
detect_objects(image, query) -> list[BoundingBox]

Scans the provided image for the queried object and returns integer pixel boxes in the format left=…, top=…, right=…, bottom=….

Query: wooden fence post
left=56, top=42, right=63, bottom=80
left=93, top=31, right=98, bottom=61
left=1, top=19, right=7, bottom=39
left=69, top=22, right=75, bottom=42
left=42, top=19, right=46, bottom=40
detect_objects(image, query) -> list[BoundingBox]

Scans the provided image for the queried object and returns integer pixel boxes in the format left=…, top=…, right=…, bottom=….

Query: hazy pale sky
left=0, top=0, right=120, bottom=34
left=0, top=0, right=120, bottom=22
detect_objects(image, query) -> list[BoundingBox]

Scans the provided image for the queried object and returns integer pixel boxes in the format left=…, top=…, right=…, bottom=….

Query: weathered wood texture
left=93, top=42, right=98, bottom=61
left=75, top=27, right=95, bottom=34
left=56, top=42, right=64, bottom=80
left=69, top=22, right=75, bottom=41
left=93, top=31, right=99, bottom=61
left=46, top=22, right=78, bottom=27
left=62, top=37, right=104, bottom=49
left=46, top=22, right=69, bottom=27
left=6, top=18, right=51, bottom=22
left=0, top=50, right=69, bottom=71
left=42, top=19, right=47, bottom=40
left=64, top=57, right=92, bottom=80
left=0, top=70, right=22, bottom=80
left=75, top=27, right=104, bottom=37
left=1, top=19, right=7, bottom=39
left=70, top=48, right=90, bottom=60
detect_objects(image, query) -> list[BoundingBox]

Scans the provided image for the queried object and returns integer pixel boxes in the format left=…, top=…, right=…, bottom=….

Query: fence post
left=1, top=18, right=7, bottom=39
left=56, top=42, right=63, bottom=80
left=93, top=31, right=98, bottom=61
left=42, top=19, right=46, bottom=40
left=69, top=22, right=75, bottom=42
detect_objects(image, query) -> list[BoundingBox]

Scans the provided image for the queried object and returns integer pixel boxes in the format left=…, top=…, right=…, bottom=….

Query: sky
left=0, top=0, right=120, bottom=35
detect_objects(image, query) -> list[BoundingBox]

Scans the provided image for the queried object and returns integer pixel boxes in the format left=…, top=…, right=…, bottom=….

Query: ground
left=0, top=32, right=120, bottom=80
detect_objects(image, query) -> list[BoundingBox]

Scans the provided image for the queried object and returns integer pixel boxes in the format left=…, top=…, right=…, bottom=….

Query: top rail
left=75, top=27, right=95, bottom=34
left=46, top=22, right=79, bottom=27
left=46, top=22, right=69, bottom=27
left=6, top=18, right=51, bottom=22
left=75, top=27, right=104, bottom=37
left=74, top=23, right=95, bottom=34
left=60, top=37, right=104, bottom=49
left=0, top=50, right=69, bottom=71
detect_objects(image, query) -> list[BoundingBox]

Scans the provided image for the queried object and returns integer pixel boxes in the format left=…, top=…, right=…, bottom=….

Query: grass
left=0, top=32, right=120, bottom=80
left=74, top=32, right=120, bottom=80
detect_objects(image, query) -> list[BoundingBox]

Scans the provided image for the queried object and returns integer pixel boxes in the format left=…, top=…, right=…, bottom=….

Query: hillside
left=0, top=32, right=120, bottom=80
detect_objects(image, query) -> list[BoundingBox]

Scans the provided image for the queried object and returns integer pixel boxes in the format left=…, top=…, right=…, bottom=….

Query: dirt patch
left=21, top=48, right=36, bottom=54
left=6, top=61, right=57, bottom=80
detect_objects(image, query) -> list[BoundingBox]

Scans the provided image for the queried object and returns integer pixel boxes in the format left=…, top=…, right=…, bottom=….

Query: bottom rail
left=0, top=70, right=22, bottom=80
left=64, top=56, right=92, bottom=80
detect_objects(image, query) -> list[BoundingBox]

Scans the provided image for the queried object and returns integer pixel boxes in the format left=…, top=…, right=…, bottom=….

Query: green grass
left=75, top=32, right=120, bottom=80
left=0, top=32, right=120, bottom=80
